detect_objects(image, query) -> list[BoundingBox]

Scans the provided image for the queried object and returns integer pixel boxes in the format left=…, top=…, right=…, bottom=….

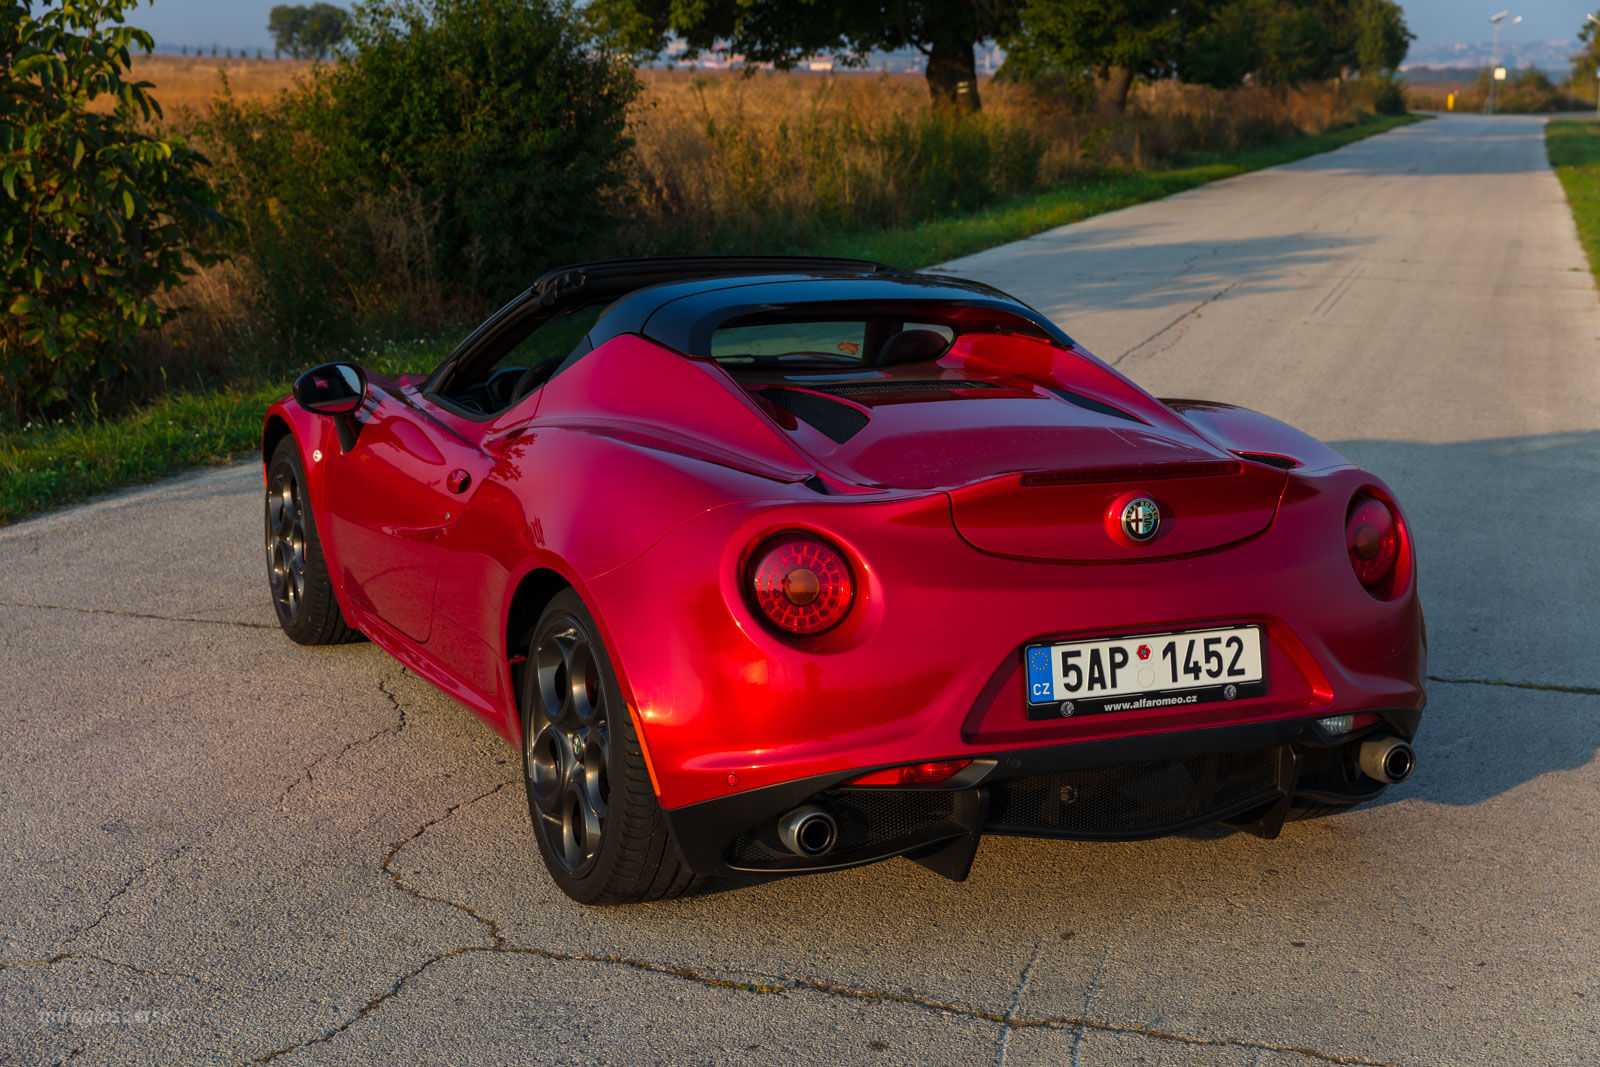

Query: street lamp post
left=1487, top=11, right=1522, bottom=116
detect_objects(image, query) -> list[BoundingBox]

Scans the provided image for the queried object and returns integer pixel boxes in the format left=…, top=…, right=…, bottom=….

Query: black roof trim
left=425, top=257, right=901, bottom=396
left=605, top=276, right=1075, bottom=354
left=423, top=257, right=1078, bottom=398
left=528, top=256, right=901, bottom=311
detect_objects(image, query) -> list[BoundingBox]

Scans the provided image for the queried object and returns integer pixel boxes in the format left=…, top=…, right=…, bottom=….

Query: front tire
left=265, top=437, right=361, bottom=645
left=520, top=589, right=694, bottom=904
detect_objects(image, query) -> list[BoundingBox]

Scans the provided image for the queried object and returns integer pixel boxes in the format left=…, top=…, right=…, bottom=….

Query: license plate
left=1024, top=625, right=1266, bottom=720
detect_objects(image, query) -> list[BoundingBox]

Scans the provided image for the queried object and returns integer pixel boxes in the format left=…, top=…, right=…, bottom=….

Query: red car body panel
left=263, top=262, right=1424, bottom=874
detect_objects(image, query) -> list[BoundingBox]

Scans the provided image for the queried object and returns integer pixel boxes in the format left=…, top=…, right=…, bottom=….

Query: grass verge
left=0, top=112, right=1421, bottom=526
left=819, top=113, right=1421, bottom=265
left=0, top=340, right=452, bottom=525
left=1547, top=119, right=1600, bottom=283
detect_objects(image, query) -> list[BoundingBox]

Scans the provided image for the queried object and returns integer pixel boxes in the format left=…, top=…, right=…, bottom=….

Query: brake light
left=749, top=535, right=854, bottom=635
left=1346, top=496, right=1399, bottom=587
left=844, top=760, right=972, bottom=787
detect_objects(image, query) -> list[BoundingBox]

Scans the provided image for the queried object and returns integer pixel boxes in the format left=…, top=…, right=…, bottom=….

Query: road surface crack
left=277, top=671, right=414, bottom=807
left=1113, top=282, right=1240, bottom=365
left=996, top=937, right=1043, bottom=1065
left=0, top=843, right=198, bottom=981
left=0, top=599, right=276, bottom=630
left=252, top=775, right=1393, bottom=1067
left=65, top=844, right=192, bottom=948
left=1070, top=946, right=1109, bottom=1066
left=0, top=950, right=217, bottom=989
left=1428, top=674, right=1600, bottom=697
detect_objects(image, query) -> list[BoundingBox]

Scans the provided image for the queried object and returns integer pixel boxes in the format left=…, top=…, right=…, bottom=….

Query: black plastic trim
left=662, top=710, right=1422, bottom=877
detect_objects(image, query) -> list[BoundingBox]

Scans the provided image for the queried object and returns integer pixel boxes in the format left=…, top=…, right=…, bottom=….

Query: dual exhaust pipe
left=778, top=805, right=838, bottom=858
left=1359, top=736, right=1416, bottom=784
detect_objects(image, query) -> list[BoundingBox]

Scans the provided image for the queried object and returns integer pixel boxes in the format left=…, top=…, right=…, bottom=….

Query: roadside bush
left=1350, top=74, right=1407, bottom=116
left=205, top=0, right=637, bottom=353
left=0, top=0, right=223, bottom=416
left=1474, top=68, right=1580, bottom=114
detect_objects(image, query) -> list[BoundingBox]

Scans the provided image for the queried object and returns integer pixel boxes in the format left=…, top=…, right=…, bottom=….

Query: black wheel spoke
left=527, top=614, right=611, bottom=877
left=266, top=468, right=310, bottom=625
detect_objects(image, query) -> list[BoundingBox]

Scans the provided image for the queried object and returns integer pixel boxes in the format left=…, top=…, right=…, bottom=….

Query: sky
left=126, top=0, right=1597, bottom=56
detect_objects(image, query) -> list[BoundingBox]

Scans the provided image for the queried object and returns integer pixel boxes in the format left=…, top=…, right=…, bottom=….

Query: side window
left=437, top=305, right=603, bottom=416
left=494, top=305, right=604, bottom=372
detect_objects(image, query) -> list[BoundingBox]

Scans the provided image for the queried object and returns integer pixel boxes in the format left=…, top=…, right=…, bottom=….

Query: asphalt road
left=3, top=114, right=1596, bottom=1065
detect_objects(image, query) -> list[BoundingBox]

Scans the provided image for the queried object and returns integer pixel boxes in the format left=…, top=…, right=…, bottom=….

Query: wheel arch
left=505, top=567, right=575, bottom=722
left=262, top=414, right=294, bottom=473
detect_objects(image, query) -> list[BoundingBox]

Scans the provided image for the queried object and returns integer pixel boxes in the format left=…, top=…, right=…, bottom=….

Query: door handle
left=447, top=469, right=472, bottom=494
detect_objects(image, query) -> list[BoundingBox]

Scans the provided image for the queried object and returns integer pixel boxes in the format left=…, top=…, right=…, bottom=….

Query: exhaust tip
left=778, top=805, right=838, bottom=858
left=1359, top=737, right=1415, bottom=784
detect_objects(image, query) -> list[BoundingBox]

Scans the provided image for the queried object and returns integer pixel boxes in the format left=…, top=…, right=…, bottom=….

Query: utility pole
left=1487, top=11, right=1522, bottom=116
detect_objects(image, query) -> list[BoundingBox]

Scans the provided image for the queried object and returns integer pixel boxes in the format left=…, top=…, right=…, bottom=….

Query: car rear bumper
left=663, top=709, right=1421, bottom=879
left=588, top=463, right=1424, bottom=812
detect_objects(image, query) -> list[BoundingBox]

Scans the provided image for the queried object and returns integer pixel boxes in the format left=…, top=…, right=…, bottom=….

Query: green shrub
left=1477, top=68, right=1580, bottom=114
left=0, top=0, right=223, bottom=416
left=1352, top=74, right=1407, bottom=116
left=205, top=0, right=638, bottom=352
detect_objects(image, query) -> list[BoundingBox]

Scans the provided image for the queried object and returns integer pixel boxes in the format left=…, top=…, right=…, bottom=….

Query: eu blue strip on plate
left=1026, top=646, right=1054, bottom=704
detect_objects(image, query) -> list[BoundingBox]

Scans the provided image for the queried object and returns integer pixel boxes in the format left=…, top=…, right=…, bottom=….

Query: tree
left=208, top=0, right=637, bottom=340
left=1353, top=0, right=1410, bottom=76
left=590, top=0, right=1023, bottom=114
left=0, top=0, right=223, bottom=412
left=999, top=0, right=1187, bottom=114
left=268, top=3, right=348, bottom=59
left=1178, top=0, right=1404, bottom=88
left=1571, top=15, right=1599, bottom=95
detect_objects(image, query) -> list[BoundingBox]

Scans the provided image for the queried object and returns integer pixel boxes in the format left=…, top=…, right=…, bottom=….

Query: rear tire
left=520, top=589, right=694, bottom=904
left=265, top=437, right=361, bottom=645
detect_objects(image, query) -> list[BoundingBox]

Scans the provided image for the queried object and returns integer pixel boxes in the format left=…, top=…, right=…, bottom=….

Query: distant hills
left=1403, top=37, right=1583, bottom=79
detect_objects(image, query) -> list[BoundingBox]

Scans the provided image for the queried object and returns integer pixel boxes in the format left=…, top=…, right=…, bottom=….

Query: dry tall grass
left=625, top=70, right=1365, bottom=249
left=92, top=55, right=310, bottom=118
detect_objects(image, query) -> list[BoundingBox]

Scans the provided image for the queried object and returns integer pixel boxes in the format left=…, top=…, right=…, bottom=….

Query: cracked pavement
left=2, top=114, right=1597, bottom=1064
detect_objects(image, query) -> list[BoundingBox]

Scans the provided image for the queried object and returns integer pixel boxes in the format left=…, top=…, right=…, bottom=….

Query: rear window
left=712, top=321, right=868, bottom=362
left=710, top=316, right=957, bottom=368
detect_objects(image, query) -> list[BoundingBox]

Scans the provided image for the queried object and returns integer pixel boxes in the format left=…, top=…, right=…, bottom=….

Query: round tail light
left=1346, top=496, right=1399, bottom=587
left=749, top=535, right=854, bottom=635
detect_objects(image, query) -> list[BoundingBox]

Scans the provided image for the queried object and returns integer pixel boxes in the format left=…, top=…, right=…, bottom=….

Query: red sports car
left=264, top=257, right=1425, bottom=904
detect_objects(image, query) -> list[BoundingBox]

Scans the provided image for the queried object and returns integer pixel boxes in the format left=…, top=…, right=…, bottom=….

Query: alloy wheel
left=267, top=466, right=307, bottom=623
left=528, top=617, right=611, bottom=875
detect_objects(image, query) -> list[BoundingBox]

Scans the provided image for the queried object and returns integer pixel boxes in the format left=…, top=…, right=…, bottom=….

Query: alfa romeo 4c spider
left=263, top=257, right=1425, bottom=904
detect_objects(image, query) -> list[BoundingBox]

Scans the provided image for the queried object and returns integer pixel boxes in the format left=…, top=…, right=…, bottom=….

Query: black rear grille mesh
left=760, top=388, right=870, bottom=444
left=985, top=748, right=1281, bottom=840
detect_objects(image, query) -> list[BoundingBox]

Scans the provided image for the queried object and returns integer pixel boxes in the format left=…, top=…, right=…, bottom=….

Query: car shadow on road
left=1310, top=431, right=1600, bottom=812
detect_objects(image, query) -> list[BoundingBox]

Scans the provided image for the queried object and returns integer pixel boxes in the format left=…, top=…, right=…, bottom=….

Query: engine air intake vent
left=759, top=387, right=870, bottom=444
left=1235, top=451, right=1298, bottom=470
left=1046, top=387, right=1147, bottom=425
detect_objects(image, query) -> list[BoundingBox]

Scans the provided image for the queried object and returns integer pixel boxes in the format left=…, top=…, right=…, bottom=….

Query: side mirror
left=293, top=363, right=367, bottom=416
